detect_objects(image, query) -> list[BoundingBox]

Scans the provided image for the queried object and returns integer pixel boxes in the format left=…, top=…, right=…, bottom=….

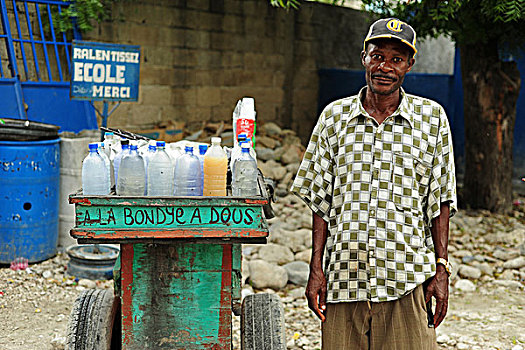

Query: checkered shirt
left=291, top=87, right=457, bottom=303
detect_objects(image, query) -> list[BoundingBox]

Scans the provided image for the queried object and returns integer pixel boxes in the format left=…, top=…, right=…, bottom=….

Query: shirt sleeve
left=426, top=107, right=458, bottom=224
left=290, top=113, right=334, bottom=223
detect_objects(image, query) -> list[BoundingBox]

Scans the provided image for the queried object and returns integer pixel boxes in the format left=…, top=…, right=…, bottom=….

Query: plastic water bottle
left=113, top=139, right=130, bottom=184
left=117, top=144, right=145, bottom=196
left=147, top=141, right=175, bottom=196
left=98, top=142, right=113, bottom=188
left=232, top=143, right=259, bottom=196
left=82, top=143, right=110, bottom=195
left=103, top=132, right=116, bottom=158
left=174, top=146, right=202, bottom=196
left=231, top=133, right=247, bottom=165
left=203, top=137, right=228, bottom=196
left=142, top=141, right=157, bottom=195
left=197, top=144, right=208, bottom=191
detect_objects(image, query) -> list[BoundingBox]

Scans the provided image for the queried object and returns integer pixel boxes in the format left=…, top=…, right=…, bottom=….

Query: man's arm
left=425, top=202, right=450, bottom=328
left=305, top=211, right=329, bottom=322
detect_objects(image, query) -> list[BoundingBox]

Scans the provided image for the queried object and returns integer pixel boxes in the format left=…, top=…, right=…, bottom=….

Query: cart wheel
left=241, top=293, right=286, bottom=350
left=66, top=289, right=121, bottom=350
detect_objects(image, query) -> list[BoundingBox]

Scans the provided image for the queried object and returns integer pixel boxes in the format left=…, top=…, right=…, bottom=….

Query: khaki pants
left=322, top=285, right=437, bottom=350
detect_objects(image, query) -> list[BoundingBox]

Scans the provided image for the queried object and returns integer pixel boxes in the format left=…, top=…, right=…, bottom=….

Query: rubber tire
left=241, top=293, right=286, bottom=350
left=66, top=289, right=121, bottom=350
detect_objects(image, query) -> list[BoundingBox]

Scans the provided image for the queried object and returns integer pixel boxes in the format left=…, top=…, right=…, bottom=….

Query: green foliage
left=270, top=0, right=301, bottom=9
left=55, top=0, right=133, bottom=33
left=360, top=0, right=525, bottom=51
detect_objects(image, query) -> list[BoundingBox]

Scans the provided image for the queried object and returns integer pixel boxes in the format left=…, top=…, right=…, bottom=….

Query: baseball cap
left=364, top=18, right=417, bottom=57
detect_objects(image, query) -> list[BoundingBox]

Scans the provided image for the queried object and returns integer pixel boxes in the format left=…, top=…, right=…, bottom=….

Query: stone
left=283, top=261, right=310, bottom=286
left=272, top=147, right=285, bottom=161
left=255, top=147, right=275, bottom=161
left=281, top=145, right=303, bottom=165
left=259, top=160, right=286, bottom=180
left=260, top=122, right=282, bottom=137
left=498, top=269, right=515, bottom=280
left=248, top=260, right=288, bottom=290
left=453, top=249, right=473, bottom=258
left=474, top=262, right=494, bottom=276
left=241, top=285, right=254, bottom=299
left=457, top=343, right=469, bottom=350
left=503, top=256, right=525, bottom=269
left=295, top=249, right=312, bottom=263
left=288, top=287, right=306, bottom=300
left=275, top=186, right=289, bottom=198
left=258, top=160, right=275, bottom=179
left=285, top=162, right=300, bottom=175
left=436, top=334, right=450, bottom=344
left=50, top=335, right=66, bottom=350
left=42, top=270, right=53, bottom=279
left=300, top=213, right=312, bottom=229
left=241, top=259, right=250, bottom=284
left=458, top=265, right=482, bottom=280
left=280, top=172, right=293, bottom=186
left=78, top=279, right=96, bottom=289
left=493, top=280, right=524, bottom=290
left=281, top=132, right=302, bottom=148
left=455, top=279, right=476, bottom=292
left=272, top=164, right=287, bottom=181
left=258, top=243, right=295, bottom=265
left=257, top=136, right=279, bottom=149
left=493, top=248, right=519, bottom=261
left=274, top=229, right=306, bottom=253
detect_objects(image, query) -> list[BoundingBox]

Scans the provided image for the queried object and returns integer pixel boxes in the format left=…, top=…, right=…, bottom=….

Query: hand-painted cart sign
left=69, top=194, right=269, bottom=242
left=76, top=205, right=260, bottom=228
left=70, top=41, right=140, bottom=101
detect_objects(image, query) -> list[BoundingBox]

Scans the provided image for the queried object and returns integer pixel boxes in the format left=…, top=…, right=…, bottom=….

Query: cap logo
left=386, top=19, right=404, bottom=32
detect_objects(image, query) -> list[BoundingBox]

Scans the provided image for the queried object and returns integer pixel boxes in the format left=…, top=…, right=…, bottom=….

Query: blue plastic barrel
left=0, top=139, right=60, bottom=263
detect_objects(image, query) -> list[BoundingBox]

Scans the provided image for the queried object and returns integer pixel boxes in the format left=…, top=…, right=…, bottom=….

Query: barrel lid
left=0, top=118, right=59, bottom=141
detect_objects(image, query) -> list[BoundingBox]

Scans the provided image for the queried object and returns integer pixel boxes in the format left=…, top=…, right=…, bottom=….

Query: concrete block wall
left=85, top=0, right=371, bottom=141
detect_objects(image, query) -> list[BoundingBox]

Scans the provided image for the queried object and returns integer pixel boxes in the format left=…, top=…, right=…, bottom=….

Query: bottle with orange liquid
left=203, top=137, right=228, bottom=196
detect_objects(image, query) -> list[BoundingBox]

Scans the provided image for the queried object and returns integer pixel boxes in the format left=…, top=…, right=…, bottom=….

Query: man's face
left=361, top=39, right=415, bottom=96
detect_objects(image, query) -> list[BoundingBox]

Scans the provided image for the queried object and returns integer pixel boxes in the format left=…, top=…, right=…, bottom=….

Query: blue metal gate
left=0, top=0, right=96, bottom=132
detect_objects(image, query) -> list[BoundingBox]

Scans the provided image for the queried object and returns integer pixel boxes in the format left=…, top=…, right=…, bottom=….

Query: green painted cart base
left=68, top=193, right=270, bottom=349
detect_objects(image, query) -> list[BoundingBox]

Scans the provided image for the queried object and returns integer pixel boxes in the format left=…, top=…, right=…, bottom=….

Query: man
left=291, top=18, right=456, bottom=349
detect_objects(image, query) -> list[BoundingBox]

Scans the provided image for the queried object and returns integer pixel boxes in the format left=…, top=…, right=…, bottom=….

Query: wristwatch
left=436, top=258, right=452, bottom=276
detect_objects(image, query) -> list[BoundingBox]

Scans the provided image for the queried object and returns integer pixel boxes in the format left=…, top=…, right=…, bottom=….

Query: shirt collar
left=349, top=87, right=414, bottom=128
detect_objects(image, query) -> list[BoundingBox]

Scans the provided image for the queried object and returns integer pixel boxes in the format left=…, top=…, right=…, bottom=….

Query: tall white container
left=59, top=133, right=98, bottom=248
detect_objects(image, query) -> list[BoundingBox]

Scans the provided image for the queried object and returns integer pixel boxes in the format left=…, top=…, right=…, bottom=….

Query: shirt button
left=370, top=251, right=375, bottom=257
left=370, top=210, right=375, bottom=216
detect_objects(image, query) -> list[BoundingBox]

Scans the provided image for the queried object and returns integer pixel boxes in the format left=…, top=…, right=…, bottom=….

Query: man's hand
left=305, top=265, right=327, bottom=322
left=424, top=266, right=449, bottom=328
left=427, top=202, right=451, bottom=328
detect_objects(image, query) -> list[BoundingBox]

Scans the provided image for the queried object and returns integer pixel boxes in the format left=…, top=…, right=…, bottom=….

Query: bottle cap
left=156, top=141, right=166, bottom=147
left=104, top=131, right=114, bottom=136
left=185, top=146, right=193, bottom=153
left=88, top=143, right=98, bottom=150
left=99, top=142, right=105, bottom=148
left=122, top=143, right=130, bottom=149
left=241, top=142, right=251, bottom=149
left=241, top=97, right=256, bottom=118
left=211, top=137, right=221, bottom=144
left=121, top=139, right=129, bottom=145
left=130, top=145, right=138, bottom=150
left=199, top=144, right=208, bottom=155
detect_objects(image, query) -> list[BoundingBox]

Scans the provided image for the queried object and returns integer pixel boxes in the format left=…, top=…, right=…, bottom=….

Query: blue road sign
left=70, top=41, right=140, bottom=102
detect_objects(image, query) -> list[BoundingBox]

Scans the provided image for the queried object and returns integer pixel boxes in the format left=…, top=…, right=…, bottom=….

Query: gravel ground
left=1, top=208, right=524, bottom=350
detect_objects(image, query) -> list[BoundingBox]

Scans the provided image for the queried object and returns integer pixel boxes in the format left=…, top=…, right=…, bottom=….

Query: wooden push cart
left=66, top=189, right=286, bottom=350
